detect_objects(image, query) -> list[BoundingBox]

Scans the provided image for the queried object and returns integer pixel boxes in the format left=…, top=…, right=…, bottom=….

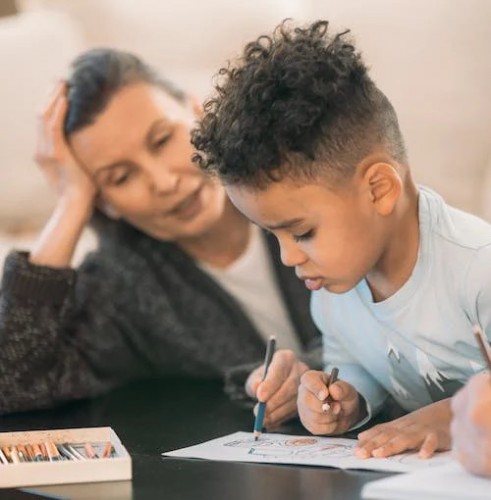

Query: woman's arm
left=30, top=81, right=96, bottom=268
left=0, top=250, right=156, bottom=414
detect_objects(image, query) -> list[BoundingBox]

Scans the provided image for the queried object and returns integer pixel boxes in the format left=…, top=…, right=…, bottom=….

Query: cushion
left=482, top=156, right=491, bottom=222
left=17, top=0, right=491, bottom=217
left=310, top=0, right=491, bottom=215
left=17, top=0, right=309, bottom=98
left=0, top=10, right=85, bottom=230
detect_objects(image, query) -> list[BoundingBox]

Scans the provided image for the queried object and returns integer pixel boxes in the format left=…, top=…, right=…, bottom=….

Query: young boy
left=192, top=20, right=491, bottom=457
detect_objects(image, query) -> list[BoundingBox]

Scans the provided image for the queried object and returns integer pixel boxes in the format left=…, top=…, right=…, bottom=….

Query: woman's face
left=68, top=83, right=227, bottom=241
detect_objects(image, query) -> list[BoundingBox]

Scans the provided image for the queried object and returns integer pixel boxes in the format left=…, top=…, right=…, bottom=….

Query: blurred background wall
left=0, top=1, right=16, bottom=17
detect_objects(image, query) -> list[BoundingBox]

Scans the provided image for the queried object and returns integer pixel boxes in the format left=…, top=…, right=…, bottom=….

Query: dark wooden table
left=0, top=378, right=393, bottom=499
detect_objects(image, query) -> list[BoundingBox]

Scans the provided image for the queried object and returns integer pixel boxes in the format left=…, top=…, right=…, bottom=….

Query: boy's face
left=225, top=175, right=390, bottom=294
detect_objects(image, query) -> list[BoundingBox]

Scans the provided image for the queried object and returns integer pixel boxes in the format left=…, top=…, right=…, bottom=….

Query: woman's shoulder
left=85, top=211, right=193, bottom=277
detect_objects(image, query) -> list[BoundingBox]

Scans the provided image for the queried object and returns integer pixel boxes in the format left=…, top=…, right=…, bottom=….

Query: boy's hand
left=246, top=349, right=308, bottom=429
left=356, top=398, right=452, bottom=459
left=297, top=370, right=362, bottom=435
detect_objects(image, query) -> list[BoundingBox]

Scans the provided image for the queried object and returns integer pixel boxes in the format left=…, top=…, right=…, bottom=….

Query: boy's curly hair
left=192, top=20, right=406, bottom=189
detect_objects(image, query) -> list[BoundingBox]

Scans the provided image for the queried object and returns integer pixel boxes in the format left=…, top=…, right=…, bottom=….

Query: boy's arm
left=311, top=292, right=389, bottom=427
left=354, top=244, right=491, bottom=458
left=465, top=244, right=491, bottom=341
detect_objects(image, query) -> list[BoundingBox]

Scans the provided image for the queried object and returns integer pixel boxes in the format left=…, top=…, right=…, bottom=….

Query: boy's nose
left=280, top=241, right=307, bottom=268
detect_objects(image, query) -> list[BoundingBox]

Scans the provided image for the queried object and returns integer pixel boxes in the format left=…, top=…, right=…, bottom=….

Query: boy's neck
left=366, top=181, right=420, bottom=302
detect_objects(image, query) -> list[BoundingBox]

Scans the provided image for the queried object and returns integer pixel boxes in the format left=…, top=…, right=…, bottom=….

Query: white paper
left=162, top=431, right=453, bottom=473
left=362, top=461, right=491, bottom=499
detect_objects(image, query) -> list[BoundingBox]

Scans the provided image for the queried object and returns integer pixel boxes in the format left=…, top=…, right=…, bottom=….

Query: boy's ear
left=363, top=162, right=402, bottom=216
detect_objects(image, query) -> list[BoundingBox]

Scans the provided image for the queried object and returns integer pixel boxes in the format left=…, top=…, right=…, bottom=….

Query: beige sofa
left=0, top=0, right=489, bottom=272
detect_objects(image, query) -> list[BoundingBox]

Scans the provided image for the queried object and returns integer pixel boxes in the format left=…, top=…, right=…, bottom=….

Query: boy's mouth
left=302, top=277, right=324, bottom=291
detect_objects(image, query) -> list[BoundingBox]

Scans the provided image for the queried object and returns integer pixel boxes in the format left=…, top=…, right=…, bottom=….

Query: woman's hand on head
left=35, top=80, right=97, bottom=214
left=30, top=81, right=101, bottom=267
left=246, top=349, right=309, bottom=429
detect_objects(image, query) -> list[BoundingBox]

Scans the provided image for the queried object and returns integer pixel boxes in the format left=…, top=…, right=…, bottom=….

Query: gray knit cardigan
left=0, top=214, right=321, bottom=414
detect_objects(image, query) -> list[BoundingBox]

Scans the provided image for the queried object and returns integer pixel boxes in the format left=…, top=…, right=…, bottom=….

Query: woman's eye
left=293, top=229, right=315, bottom=242
left=109, top=170, right=132, bottom=186
left=153, top=135, right=170, bottom=150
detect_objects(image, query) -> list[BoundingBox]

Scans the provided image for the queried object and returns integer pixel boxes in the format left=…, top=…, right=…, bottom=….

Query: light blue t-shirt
left=311, top=186, right=491, bottom=423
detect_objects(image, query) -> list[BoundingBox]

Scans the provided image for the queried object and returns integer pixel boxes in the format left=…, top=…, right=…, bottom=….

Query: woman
left=0, top=49, right=320, bottom=424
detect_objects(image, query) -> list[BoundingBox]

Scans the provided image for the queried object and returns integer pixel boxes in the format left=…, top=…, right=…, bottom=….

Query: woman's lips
left=168, top=185, right=203, bottom=220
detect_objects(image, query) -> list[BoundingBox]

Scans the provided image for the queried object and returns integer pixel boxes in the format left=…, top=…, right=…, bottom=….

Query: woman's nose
left=148, top=163, right=180, bottom=195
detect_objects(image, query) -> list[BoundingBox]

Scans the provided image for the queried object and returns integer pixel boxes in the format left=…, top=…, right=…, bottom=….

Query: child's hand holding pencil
left=297, top=368, right=364, bottom=435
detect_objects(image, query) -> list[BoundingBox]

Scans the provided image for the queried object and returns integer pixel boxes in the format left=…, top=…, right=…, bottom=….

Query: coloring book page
left=362, top=462, right=491, bottom=499
left=162, top=431, right=453, bottom=473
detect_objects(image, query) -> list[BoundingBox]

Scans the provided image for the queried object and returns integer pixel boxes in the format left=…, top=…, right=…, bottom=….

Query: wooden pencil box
left=0, top=426, right=131, bottom=488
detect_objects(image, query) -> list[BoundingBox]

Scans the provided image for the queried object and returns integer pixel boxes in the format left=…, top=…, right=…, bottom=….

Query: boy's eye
left=293, top=229, right=315, bottom=242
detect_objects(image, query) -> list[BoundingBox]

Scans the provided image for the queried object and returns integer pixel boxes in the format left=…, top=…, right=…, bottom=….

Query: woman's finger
left=39, top=80, right=65, bottom=119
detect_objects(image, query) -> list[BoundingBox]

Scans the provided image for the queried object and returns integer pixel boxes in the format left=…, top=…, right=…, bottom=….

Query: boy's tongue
left=304, top=278, right=323, bottom=291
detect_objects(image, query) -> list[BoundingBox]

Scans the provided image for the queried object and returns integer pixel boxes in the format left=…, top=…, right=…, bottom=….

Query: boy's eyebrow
left=267, top=218, right=304, bottom=230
